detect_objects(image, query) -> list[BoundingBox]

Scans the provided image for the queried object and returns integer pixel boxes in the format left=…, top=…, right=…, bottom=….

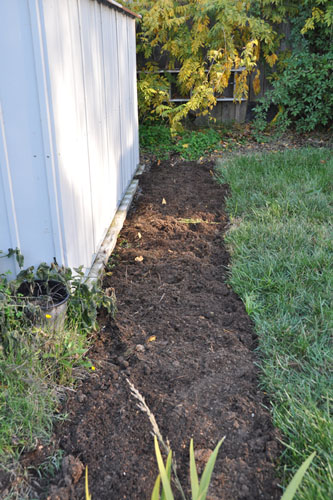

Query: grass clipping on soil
left=216, top=147, right=333, bottom=500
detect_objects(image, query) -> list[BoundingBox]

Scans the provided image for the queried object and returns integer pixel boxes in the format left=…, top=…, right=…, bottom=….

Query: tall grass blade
left=197, top=438, right=225, bottom=500
left=161, top=451, right=173, bottom=500
left=190, top=438, right=199, bottom=499
left=85, top=466, right=92, bottom=500
left=151, top=474, right=161, bottom=500
left=154, top=435, right=174, bottom=500
left=281, top=452, right=316, bottom=500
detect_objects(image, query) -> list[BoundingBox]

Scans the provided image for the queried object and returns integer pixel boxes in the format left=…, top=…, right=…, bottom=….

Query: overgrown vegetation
left=128, top=0, right=277, bottom=129
left=139, top=123, right=247, bottom=160
left=216, top=148, right=333, bottom=499
left=139, top=123, right=174, bottom=159
left=253, top=2, right=333, bottom=136
left=0, top=258, right=116, bottom=495
left=129, top=0, right=333, bottom=132
left=175, top=128, right=221, bottom=160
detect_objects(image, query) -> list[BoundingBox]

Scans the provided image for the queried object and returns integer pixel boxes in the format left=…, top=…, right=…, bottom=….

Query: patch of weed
left=0, top=260, right=116, bottom=495
left=175, top=128, right=221, bottom=160
left=139, top=123, right=174, bottom=160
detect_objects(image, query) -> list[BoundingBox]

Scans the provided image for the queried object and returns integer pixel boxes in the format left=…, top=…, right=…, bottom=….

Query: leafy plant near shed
left=0, top=250, right=116, bottom=496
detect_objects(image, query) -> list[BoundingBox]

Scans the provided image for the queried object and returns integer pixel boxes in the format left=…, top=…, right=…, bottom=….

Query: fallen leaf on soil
left=135, top=256, right=144, bottom=262
left=137, top=232, right=142, bottom=239
left=162, top=198, right=167, bottom=205
left=148, top=336, right=156, bottom=342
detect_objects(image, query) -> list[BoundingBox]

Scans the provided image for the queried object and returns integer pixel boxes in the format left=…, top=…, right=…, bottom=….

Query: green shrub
left=253, top=50, right=333, bottom=134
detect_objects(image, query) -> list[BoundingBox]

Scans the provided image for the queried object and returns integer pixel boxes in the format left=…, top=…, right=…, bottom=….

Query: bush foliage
left=254, top=50, right=333, bottom=133
left=128, top=0, right=333, bottom=133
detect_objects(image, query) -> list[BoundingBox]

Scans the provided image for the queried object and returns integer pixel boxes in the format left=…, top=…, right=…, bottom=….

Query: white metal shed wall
left=0, top=0, right=139, bottom=276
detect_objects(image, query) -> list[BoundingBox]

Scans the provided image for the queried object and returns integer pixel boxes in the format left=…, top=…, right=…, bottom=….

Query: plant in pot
left=16, top=261, right=70, bottom=332
left=1, top=249, right=117, bottom=337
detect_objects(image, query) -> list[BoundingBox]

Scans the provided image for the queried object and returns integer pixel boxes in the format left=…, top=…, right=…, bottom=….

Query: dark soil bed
left=44, top=156, right=283, bottom=499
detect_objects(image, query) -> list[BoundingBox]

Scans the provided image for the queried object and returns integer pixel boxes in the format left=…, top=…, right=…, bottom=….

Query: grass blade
left=85, top=466, right=92, bottom=500
left=161, top=451, right=173, bottom=500
left=281, top=452, right=316, bottom=500
left=151, top=474, right=161, bottom=500
left=154, top=435, right=174, bottom=500
left=197, top=438, right=225, bottom=500
left=190, top=438, right=199, bottom=499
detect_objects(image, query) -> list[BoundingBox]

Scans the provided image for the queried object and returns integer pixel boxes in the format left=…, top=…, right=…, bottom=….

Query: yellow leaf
left=135, top=255, right=144, bottom=262
left=252, top=70, right=261, bottom=95
left=182, top=144, right=189, bottom=148
left=265, top=53, right=278, bottom=67
left=148, top=335, right=156, bottom=342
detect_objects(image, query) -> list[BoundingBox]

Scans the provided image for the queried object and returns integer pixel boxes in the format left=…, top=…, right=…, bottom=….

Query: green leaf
left=151, top=474, right=161, bottom=500
left=197, top=437, right=225, bottom=500
left=281, top=452, right=316, bottom=500
left=190, top=439, right=199, bottom=499
left=161, top=451, right=173, bottom=500
left=154, top=436, right=174, bottom=500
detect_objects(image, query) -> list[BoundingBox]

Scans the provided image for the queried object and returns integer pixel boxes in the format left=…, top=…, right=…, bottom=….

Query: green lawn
left=216, top=148, right=333, bottom=499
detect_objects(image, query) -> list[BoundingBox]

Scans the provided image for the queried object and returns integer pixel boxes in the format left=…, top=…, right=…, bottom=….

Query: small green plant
left=0, top=247, right=24, bottom=268
left=281, top=452, right=316, bottom=500
left=13, top=261, right=117, bottom=333
left=152, top=436, right=224, bottom=500
left=152, top=439, right=315, bottom=500
left=175, top=129, right=221, bottom=160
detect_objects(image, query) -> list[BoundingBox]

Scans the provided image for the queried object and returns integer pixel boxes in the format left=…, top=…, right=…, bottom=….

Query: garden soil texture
left=48, top=157, right=282, bottom=499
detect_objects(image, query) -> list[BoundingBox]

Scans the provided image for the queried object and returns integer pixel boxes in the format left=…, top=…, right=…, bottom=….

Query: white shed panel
left=0, top=0, right=60, bottom=270
left=0, top=0, right=140, bottom=277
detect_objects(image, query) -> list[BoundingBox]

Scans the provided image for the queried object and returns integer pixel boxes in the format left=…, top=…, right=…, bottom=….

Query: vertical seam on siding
left=28, top=0, right=66, bottom=266
left=100, top=3, right=112, bottom=210
left=0, top=103, right=21, bottom=271
left=115, top=10, right=125, bottom=202
left=77, top=0, right=96, bottom=255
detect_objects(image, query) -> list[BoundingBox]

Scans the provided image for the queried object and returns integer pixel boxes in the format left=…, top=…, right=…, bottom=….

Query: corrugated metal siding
left=0, top=0, right=58, bottom=274
left=0, top=0, right=139, bottom=276
left=42, top=0, right=139, bottom=270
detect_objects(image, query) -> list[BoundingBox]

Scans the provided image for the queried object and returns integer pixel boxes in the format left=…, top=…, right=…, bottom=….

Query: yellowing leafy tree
left=126, top=0, right=277, bottom=129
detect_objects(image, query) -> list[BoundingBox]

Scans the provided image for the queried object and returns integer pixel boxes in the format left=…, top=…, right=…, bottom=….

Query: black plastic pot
left=17, top=280, right=69, bottom=331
